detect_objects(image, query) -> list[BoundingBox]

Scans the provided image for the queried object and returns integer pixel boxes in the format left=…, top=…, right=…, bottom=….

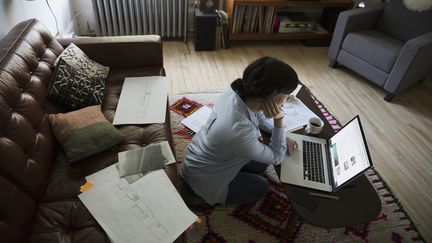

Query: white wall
left=70, top=0, right=97, bottom=36
left=0, top=0, right=75, bottom=38
left=0, top=0, right=226, bottom=39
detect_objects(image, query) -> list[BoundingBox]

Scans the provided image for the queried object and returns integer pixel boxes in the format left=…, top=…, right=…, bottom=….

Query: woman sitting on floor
left=181, top=56, right=299, bottom=205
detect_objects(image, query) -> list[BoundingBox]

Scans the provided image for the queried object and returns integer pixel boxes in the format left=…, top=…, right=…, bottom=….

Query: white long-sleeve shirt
left=180, top=87, right=287, bottom=205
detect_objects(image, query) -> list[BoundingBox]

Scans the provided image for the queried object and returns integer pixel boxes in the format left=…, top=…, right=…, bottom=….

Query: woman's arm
left=257, top=111, right=273, bottom=133
left=233, top=122, right=287, bottom=165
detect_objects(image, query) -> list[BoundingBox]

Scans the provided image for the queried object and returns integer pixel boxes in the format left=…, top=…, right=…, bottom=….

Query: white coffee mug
left=305, top=117, right=324, bottom=134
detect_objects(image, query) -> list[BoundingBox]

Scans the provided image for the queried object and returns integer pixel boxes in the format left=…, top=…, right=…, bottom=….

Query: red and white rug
left=169, top=92, right=424, bottom=242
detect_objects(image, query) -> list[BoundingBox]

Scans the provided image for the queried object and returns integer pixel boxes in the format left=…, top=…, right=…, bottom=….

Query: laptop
left=280, top=115, right=373, bottom=192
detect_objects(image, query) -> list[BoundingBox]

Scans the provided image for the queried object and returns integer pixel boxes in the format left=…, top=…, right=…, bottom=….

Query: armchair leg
left=384, top=93, right=395, bottom=102
left=329, top=60, right=338, bottom=68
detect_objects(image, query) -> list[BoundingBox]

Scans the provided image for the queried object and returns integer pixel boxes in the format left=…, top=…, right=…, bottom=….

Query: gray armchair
left=328, top=0, right=432, bottom=101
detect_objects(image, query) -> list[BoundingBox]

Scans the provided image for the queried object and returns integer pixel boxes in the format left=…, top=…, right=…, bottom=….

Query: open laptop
left=280, top=115, right=373, bottom=192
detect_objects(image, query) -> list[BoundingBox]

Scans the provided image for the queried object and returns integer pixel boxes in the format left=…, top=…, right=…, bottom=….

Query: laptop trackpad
left=287, top=149, right=302, bottom=165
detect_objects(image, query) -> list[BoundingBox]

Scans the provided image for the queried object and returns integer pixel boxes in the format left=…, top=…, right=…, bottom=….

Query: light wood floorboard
left=163, top=40, right=432, bottom=241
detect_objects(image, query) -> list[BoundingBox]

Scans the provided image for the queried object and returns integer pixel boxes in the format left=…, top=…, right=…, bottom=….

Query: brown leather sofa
left=0, top=19, right=180, bottom=243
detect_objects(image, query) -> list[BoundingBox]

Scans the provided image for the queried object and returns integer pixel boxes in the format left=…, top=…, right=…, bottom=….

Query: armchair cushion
left=328, top=4, right=384, bottom=60
left=342, top=30, right=403, bottom=72
left=375, top=0, right=432, bottom=42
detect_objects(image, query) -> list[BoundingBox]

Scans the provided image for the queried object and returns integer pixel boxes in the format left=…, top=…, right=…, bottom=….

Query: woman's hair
left=231, top=56, right=299, bottom=100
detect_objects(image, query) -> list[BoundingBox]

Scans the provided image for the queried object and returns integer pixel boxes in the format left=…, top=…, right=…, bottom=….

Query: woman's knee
left=255, top=176, right=269, bottom=196
left=241, top=161, right=269, bottom=174
left=226, top=173, right=269, bottom=204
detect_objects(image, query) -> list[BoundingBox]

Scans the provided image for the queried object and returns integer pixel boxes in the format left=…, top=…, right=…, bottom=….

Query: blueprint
left=117, top=141, right=176, bottom=178
left=80, top=166, right=197, bottom=243
left=113, top=76, right=168, bottom=125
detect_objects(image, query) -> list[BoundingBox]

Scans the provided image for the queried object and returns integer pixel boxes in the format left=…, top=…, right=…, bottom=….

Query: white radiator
left=92, top=0, right=188, bottom=39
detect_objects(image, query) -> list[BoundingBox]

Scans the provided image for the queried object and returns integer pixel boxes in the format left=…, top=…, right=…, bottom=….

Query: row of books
left=231, top=6, right=276, bottom=34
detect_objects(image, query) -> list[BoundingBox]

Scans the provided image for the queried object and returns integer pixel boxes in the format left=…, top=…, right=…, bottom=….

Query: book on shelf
left=238, top=6, right=246, bottom=33
left=277, top=12, right=314, bottom=33
left=217, top=10, right=229, bottom=49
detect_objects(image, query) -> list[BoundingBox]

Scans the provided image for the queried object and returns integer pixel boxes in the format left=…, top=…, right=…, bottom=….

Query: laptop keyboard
left=303, top=141, right=325, bottom=183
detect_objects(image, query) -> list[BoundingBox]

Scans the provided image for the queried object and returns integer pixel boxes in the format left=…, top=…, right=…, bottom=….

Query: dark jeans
left=225, top=161, right=269, bottom=204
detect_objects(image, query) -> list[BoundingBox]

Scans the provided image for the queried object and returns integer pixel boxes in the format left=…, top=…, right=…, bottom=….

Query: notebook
left=280, top=115, right=373, bottom=192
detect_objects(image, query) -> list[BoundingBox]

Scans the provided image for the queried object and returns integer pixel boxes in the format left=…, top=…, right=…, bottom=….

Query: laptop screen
left=328, top=116, right=372, bottom=188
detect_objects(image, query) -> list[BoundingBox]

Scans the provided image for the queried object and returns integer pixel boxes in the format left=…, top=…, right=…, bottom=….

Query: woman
left=181, top=57, right=299, bottom=205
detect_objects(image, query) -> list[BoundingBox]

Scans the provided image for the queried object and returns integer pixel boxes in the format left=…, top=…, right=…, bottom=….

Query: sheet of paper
left=80, top=166, right=197, bottom=243
left=180, top=106, right=212, bottom=133
left=113, top=76, right=168, bottom=125
left=283, top=98, right=319, bottom=132
left=291, top=84, right=303, bottom=97
left=118, top=141, right=176, bottom=178
left=262, top=97, right=319, bottom=132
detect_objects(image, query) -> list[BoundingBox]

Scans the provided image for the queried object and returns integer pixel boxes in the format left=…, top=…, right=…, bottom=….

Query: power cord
left=45, top=0, right=60, bottom=37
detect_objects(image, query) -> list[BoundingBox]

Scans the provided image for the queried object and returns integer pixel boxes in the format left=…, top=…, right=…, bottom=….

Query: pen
left=309, top=192, right=340, bottom=200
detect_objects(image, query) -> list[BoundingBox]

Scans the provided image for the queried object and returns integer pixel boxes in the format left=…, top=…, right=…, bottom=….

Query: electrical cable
left=45, top=0, right=60, bottom=37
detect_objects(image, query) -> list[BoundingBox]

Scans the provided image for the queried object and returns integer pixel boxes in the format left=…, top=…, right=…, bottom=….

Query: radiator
left=92, top=0, right=188, bottom=40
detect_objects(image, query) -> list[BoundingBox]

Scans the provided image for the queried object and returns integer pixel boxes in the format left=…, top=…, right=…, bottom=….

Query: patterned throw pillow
left=48, top=105, right=125, bottom=162
left=48, top=58, right=106, bottom=110
left=54, top=43, right=109, bottom=79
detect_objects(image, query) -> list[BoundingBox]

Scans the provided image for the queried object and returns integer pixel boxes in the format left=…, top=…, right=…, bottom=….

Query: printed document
left=181, top=106, right=212, bottom=133
left=118, top=141, right=176, bottom=178
left=80, top=166, right=197, bottom=243
left=262, top=97, right=319, bottom=132
left=113, top=76, right=168, bottom=125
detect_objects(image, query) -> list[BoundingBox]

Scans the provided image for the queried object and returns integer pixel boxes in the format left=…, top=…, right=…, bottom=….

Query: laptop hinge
left=326, top=139, right=335, bottom=191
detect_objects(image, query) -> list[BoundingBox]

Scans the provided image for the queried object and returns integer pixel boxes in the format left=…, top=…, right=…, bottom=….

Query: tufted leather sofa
left=0, top=19, right=181, bottom=242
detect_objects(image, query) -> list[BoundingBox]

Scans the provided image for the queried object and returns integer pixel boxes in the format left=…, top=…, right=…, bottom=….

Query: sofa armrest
left=57, top=35, right=163, bottom=69
left=384, top=32, right=432, bottom=94
left=328, top=4, right=384, bottom=60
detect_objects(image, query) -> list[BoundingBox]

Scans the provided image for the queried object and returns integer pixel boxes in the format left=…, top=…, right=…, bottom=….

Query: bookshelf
left=224, top=0, right=354, bottom=41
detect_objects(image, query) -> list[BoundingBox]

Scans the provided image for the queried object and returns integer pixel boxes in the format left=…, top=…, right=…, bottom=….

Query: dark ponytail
left=231, top=56, right=299, bottom=100
left=231, top=78, right=244, bottom=96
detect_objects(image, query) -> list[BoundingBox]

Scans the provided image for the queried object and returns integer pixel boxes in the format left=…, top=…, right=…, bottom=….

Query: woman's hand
left=286, top=138, right=298, bottom=155
left=262, top=98, right=284, bottom=119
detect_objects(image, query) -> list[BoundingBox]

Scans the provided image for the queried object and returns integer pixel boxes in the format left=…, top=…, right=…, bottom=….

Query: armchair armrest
left=328, top=4, right=384, bottom=60
left=384, top=32, right=432, bottom=94
left=57, top=35, right=163, bottom=69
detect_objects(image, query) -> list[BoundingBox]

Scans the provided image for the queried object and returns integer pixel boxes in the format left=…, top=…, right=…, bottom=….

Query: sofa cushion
left=48, top=105, right=125, bottom=162
left=0, top=19, right=64, bottom=241
left=342, top=30, right=403, bottom=72
left=54, top=43, right=109, bottom=79
left=69, top=67, right=170, bottom=177
left=30, top=200, right=110, bottom=243
left=43, top=153, right=86, bottom=201
left=48, top=58, right=106, bottom=110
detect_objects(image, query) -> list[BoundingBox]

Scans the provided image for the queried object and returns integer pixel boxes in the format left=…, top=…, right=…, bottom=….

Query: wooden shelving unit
left=224, top=0, right=354, bottom=41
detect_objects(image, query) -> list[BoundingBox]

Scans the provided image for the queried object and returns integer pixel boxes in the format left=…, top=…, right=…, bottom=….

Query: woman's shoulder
left=217, top=87, right=236, bottom=102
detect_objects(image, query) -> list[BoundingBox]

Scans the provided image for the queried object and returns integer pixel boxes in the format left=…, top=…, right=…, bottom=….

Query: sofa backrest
left=0, top=19, right=63, bottom=240
left=375, top=0, right=432, bottom=42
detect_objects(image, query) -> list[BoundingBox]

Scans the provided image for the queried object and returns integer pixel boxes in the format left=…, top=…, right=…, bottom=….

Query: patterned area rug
left=169, top=92, right=424, bottom=242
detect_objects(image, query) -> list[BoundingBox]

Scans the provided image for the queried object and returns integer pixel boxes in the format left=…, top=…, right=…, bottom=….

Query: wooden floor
left=163, top=39, right=432, bottom=241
